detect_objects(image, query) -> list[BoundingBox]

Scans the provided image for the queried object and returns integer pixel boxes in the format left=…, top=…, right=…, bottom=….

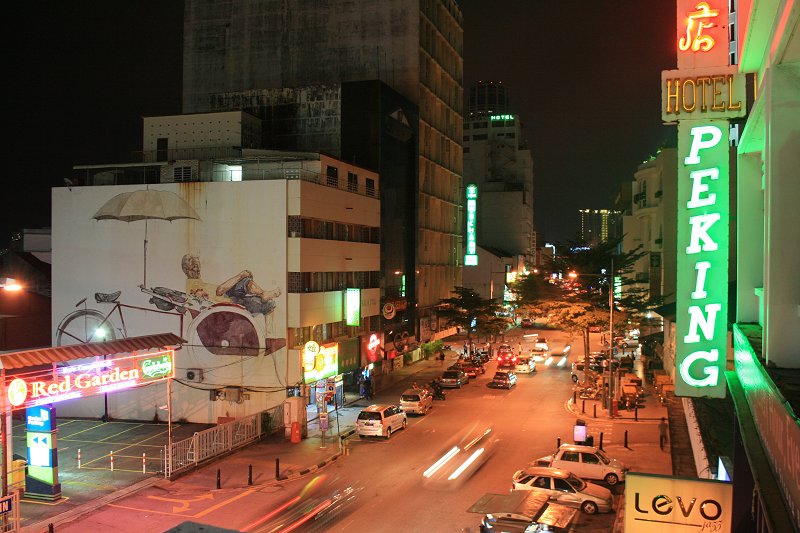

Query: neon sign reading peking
left=675, top=122, right=729, bottom=398
left=5, top=350, right=175, bottom=410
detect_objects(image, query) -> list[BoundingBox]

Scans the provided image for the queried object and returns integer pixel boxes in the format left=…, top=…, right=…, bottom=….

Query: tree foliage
left=437, top=286, right=507, bottom=343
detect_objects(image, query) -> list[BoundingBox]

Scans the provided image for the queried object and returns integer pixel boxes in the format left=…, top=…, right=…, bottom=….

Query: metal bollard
left=635, top=406, right=639, bottom=422
left=248, top=464, right=253, bottom=486
left=49, top=524, right=54, bottom=533
left=572, top=391, right=577, bottom=404
left=216, top=468, right=221, bottom=489
left=142, top=453, right=146, bottom=474
left=78, top=448, right=82, bottom=469
left=276, top=458, right=280, bottom=478
left=624, top=430, right=629, bottom=449
left=593, top=404, right=597, bottom=418
left=582, top=400, right=585, bottom=414
left=599, top=432, right=604, bottom=451
left=557, top=437, right=561, bottom=448
left=110, top=450, right=114, bottom=472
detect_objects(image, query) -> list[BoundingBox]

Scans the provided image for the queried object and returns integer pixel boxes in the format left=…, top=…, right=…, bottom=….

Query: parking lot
left=9, top=416, right=212, bottom=529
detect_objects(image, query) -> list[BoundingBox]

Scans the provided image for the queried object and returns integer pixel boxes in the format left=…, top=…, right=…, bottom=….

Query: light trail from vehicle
left=423, top=446, right=460, bottom=478
left=448, top=448, right=485, bottom=480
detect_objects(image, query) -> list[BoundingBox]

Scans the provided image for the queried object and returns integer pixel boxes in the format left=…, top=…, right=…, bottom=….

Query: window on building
left=326, top=165, right=339, bottom=187
left=463, top=147, right=470, bottom=154
left=463, top=136, right=470, bottom=142
left=347, top=172, right=358, bottom=192
left=473, top=134, right=488, bottom=141
left=365, top=178, right=375, bottom=197
left=173, top=166, right=193, bottom=182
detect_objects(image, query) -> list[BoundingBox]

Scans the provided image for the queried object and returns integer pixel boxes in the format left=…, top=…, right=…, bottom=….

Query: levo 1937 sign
left=626, top=472, right=733, bottom=532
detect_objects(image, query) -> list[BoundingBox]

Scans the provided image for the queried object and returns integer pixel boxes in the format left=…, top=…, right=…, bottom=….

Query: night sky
left=4, top=1, right=676, bottom=248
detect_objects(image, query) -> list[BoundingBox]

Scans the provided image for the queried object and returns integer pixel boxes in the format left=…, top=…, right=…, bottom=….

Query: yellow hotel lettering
left=664, top=74, right=742, bottom=115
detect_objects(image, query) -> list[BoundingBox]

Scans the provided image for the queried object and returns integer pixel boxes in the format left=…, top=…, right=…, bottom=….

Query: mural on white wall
left=54, top=186, right=286, bottom=358
left=52, top=181, right=291, bottom=421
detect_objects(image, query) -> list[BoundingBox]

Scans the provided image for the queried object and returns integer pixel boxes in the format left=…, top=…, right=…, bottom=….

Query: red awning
left=0, top=333, right=186, bottom=370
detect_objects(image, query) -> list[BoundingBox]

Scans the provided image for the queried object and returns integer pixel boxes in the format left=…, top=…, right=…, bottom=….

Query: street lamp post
left=0, top=278, right=23, bottom=498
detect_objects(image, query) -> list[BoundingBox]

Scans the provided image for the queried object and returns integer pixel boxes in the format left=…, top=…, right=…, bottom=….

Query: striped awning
left=0, top=333, right=186, bottom=370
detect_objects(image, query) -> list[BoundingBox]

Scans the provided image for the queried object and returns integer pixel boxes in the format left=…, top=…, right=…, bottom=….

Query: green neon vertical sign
left=345, top=288, right=361, bottom=326
left=675, top=120, right=729, bottom=398
left=465, top=183, right=478, bottom=266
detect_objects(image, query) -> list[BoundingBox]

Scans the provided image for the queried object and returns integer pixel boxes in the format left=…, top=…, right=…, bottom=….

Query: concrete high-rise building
left=578, top=209, right=621, bottom=247
left=181, top=0, right=464, bottom=341
left=463, top=83, right=534, bottom=265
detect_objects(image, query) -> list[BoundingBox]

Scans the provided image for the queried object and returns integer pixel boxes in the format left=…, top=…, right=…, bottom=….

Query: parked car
left=588, top=325, right=602, bottom=333
left=440, top=370, right=468, bottom=388
left=511, top=466, right=613, bottom=514
left=533, top=444, right=626, bottom=485
left=356, top=404, right=407, bottom=439
left=448, top=362, right=473, bottom=378
left=514, top=356, right=536, bottom=374
left=399, top=388, right=433, bottom=415
left=489, top=371, right=517, bottom=389
left=520, top=317, right=534, bottom=328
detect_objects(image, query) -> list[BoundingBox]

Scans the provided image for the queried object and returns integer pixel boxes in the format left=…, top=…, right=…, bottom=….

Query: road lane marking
left=149, top=493, right=214, bottom=512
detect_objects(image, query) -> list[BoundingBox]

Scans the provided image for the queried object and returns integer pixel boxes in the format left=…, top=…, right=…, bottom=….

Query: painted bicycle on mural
left=56, top=274, right=285, bottom=357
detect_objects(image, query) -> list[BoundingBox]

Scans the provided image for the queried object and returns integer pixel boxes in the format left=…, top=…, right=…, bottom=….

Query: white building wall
left=52, top=181, right=292, bottom=423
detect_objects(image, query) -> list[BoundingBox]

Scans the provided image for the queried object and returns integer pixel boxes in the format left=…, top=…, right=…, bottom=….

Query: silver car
left=511, top=466, right=613, bottom=514
left=439, top=370, right=467, bottom=388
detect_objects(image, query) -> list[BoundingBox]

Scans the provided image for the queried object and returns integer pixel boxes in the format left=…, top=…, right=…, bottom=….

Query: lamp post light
left=0, top=277, right=23, bottom=498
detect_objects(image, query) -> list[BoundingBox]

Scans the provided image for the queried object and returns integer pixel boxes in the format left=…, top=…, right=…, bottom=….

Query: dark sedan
left=440, top=370, right=468, bottom=388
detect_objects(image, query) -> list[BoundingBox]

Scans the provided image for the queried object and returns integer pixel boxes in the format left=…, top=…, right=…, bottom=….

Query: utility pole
left=608, top=257, right=615, bottom=417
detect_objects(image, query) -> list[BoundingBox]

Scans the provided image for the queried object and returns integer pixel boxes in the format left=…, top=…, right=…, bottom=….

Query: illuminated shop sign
left=465, top=183, right=478, bottom=266
left=490, top=114, right=514, bottom=121
left=675, top=121, right=729, bottom=398
left=662, top=68, right=745, bottom=120
left=345, top=288, right=361, bottom=327
left=303, top=343, right=338, bottom=383
left=362, top=333, right=382, bottom=364
left=676, top=1, right=728, bottom=69
left=625, top=472, right=732, bottom=532
left=5, top=350, right=175, bottom=411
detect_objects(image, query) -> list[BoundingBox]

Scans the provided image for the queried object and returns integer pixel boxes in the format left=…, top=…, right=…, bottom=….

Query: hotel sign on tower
left=662, top=1, right=745, bottom=399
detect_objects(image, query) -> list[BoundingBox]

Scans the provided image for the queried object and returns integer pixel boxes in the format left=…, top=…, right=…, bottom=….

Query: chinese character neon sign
left=5, top=350, right=175, bottom=410
left=679, top=2, right=720, bottom=52
left=303, top=343, right=338, bottom=383
left=675, top=122, right=729, bottom=398
left=465, top=183, right=478, bottom=266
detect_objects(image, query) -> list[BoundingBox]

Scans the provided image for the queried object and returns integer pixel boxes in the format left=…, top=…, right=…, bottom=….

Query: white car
left=356, top=404, right=407, bottom=439
left=534, top=444, right=626, bottom=485
left=512, top=466, right=613, bottom=514
left=534, top=338, right=550, bottom=352
left=514, top=356, right=536, bottom=374
left=400, top=388, right=433, bottom=415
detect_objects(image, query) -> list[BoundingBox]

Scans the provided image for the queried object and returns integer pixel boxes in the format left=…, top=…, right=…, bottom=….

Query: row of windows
left=288, top=315, right=379, bottom=348
left=464, top=120, right=515, bottom=129
left=287, top=271, right=380, bottom=293
left=287, top=216, right=380, bottom=243
left=326, top=166, right=376, bottom=196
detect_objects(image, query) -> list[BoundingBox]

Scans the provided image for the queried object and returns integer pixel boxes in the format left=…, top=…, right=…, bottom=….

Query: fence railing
left=164, top=404, right=284, bottom=478
left=0, top=492, right=20, bottom=532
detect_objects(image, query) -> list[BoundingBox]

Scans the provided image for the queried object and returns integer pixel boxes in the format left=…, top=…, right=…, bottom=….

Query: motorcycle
left=426, top=379, right=447, bottom=401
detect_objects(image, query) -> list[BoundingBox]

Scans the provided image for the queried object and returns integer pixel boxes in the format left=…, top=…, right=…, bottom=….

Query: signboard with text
left=464, top=183, right=478, bottom=266
left=302, top=342, right=338, bottom=383
left=626, top=472, right=732, bottom=532
left=4, top=350, right=175, bottom=411
left=676, top=0, right=729, bottom=70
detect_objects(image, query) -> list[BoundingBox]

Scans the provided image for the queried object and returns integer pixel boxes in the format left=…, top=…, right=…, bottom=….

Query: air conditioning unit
left=223, top=387, right=243, bottom=403
left=186, top=368, right=204, bottom=382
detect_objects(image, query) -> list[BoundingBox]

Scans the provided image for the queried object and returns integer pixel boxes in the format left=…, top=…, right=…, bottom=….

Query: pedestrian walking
left=364, top=377, right=373, bottom=400
left=659, top=417, right=669, bottom=450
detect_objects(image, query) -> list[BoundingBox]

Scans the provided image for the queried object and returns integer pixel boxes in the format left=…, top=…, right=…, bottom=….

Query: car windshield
left=401, top=394, right=420, bottom=402
left=494, top=373, right=508, bottom=379
left=596, top=450, right=611, bottom=464
left=358, top=412, right=381, bottom=421
left=566, top=473, right=586, bottom=490
left=443, top=371, right=458, bottom=378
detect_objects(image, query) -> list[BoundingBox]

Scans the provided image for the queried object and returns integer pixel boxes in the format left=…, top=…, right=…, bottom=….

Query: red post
left=110, top=450, right=114, bottom=472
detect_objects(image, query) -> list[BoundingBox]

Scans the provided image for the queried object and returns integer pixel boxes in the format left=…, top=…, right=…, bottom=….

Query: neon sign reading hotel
left=5, top=350, right=175, bottom=410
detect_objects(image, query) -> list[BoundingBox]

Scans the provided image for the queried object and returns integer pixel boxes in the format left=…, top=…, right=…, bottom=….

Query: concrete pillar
left=764, top=65, right=800, bottom=368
